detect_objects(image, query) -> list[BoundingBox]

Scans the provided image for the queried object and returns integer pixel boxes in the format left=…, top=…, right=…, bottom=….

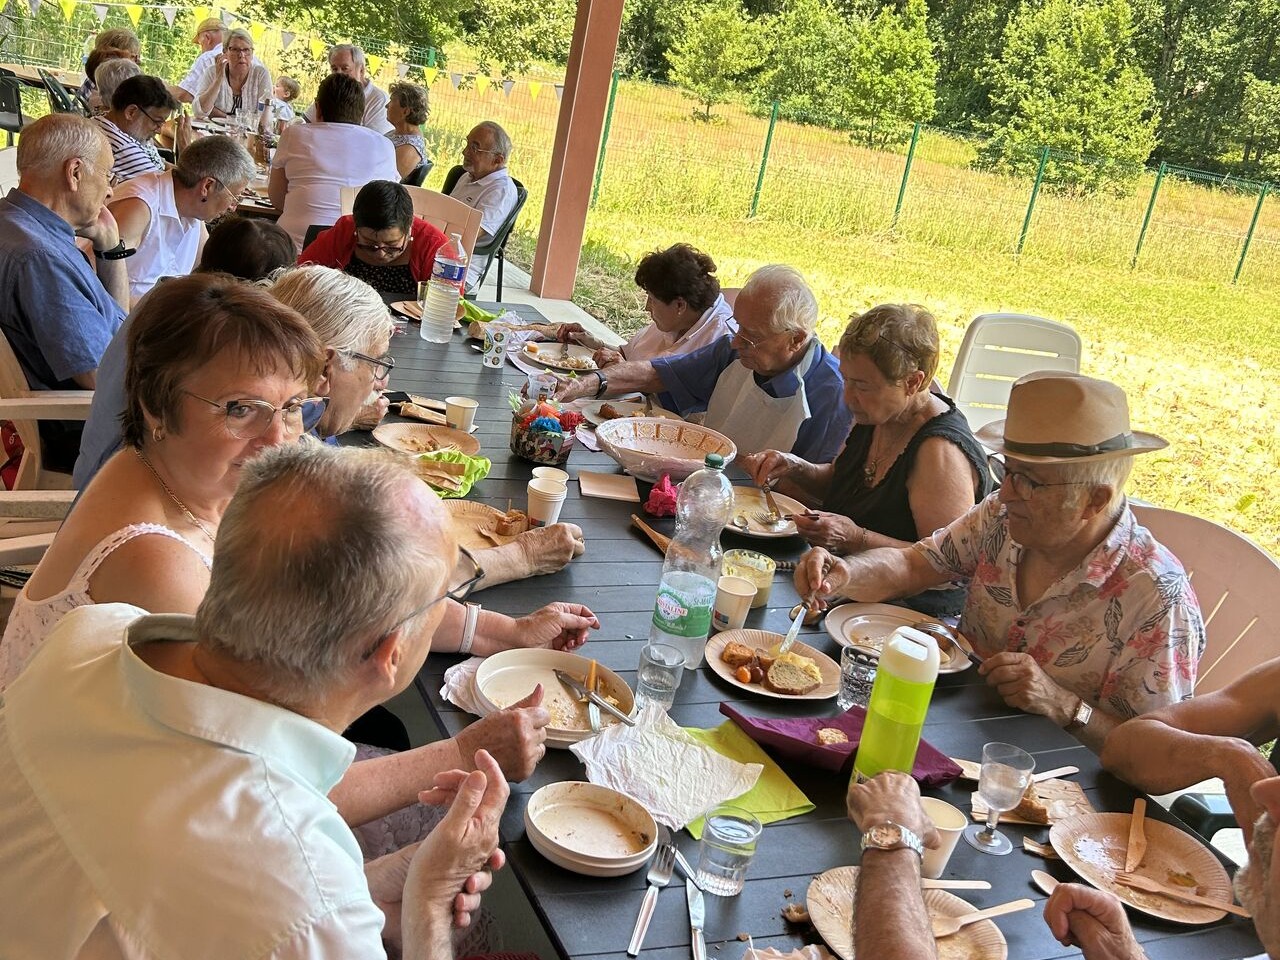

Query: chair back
left=401, top=159, right=432, bottom=187
left=441, top=163, right=465, bottom=196
left=1131, top=504, right=1280, bottom=695
left=340, top=185, right=482, bottom=261
left=0, top=78, right=24, bottom=144
left=474, top=178, right=527, bottom=258
left=38, top=69, right=83, bottom=116
left=301, top=223, right=328, bottom=251
left=947, top=313, right=1082, bottom=434
left=0, top=336, right=73, bottom=490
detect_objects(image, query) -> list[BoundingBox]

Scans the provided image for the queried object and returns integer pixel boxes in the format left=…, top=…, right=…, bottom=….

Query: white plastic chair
left=1131, top=504, right=1280, bottom=695
left=947, top=313, right=1083, bottom=434
left=339, top=185, right=482, bottom=263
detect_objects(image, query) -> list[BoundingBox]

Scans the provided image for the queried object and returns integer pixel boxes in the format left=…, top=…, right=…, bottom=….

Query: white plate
left=579, top=399, right=682, bottom=426
left=521, top=342, right=598, bottom=372
left=524, top=781, right=657, bottom=876
left=823, top=602, right=972, bottom=674
left=725, top=487, right=807, bottom=538
left=706, top=629, right=839, bottom=700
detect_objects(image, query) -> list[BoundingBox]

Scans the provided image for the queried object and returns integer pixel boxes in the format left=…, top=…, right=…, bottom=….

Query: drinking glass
left=635, top=642, right=686, bottom=712
left=694, top=805, right=762, bottom=896
left=836, top=646, right=877, bottom=711
left=962, top=741, right=1034, bottom=855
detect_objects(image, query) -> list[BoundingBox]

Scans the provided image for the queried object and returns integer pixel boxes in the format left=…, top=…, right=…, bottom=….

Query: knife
left=686, top=876, right=706, bottom=960
left=775, top=602, right=807, bottom=657
left=1125, top=798, right=1147, bottom=873
left=554, top=669, right=636, bottom=727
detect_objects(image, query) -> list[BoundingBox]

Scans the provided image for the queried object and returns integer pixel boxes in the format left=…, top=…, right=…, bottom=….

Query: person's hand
left=979, top=652, right=1076, bottom=725
left=792, top=510, right=862, bottom=552
left=1043, top=883, right=1146, bottom=960
left=738, top=449, right=802, bottom=488
left=552, top=373, right=593, bottom=403
left=174, top=112, right=196, bottom=152
left=515, top=522, right=586, bottom=576
left=454, top=684, right=550, bottom=781
left=846, top=771, right=939, bottom=851
left=794, top=547, right=849, bottom=609
left=213, top=52, right=227, bottom=73
left=555, top=322, right=586, bottom=343
left=364, top=840, right=422, bottom=948
left=1217, top=740, right=1277, bottom=843
left=77, top=204, right=121, bottom=251
left=510, top=602, right=600, bottom=651
left=592, top=346, right=623, bottom=368
left=349, top=393, right=390, bottom=431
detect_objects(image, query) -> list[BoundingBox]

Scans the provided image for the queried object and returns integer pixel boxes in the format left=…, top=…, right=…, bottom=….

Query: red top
left=298, top=215, right=448, bottom=282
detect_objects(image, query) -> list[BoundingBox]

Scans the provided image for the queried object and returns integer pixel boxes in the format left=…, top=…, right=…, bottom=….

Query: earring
left=201, top=195, right=208, bottom=203
left=152, top=426, right=165, bottom=442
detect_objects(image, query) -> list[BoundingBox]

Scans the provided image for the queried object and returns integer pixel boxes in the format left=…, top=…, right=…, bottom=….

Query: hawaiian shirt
left=915, top=494, right=1205, bottom=718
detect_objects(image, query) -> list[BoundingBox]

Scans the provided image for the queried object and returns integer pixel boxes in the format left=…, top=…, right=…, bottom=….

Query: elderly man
left=448, top=121, right=518, bottom=292
left=1103, top=656, right=1279, bottom=843
left=797, top=372, right=1204, bottom=750
left=846, top=771, right=1278, bottom=959
left=0, top=442, right=509, bottom=958
left=92, top=74, right=178, bottom=183
left=304, top=44, right=394, bottom=134
left=0, top=115, right=127, bottom=473
left=555, top=264, right=850, bottom=463
left=169, top=16, right=226, bottom=104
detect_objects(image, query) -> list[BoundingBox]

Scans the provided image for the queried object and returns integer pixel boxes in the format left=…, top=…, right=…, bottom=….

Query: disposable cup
left=527, top=478, right=568, bottom=527
left=712, top=575, right=756, bottom=632
left=445, top=396, right=478, bottom=431
left=920, top=796, right=967, bottom=879
left=531, top=466, right=569, bottom=488
left=722, top=549, right=775, bottom=609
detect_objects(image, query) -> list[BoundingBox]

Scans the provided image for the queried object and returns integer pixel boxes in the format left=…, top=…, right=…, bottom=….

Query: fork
left=760, top=482, right=785, bottom=524
left=752, top=510, right=790, bottom=529
left=627, top=832, right=675, bottom=955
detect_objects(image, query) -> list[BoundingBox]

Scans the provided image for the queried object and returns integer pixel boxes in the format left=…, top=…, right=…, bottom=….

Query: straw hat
left=194, top=17, right=227, bottom=41
left=975, top=371, right=1167, bottom=463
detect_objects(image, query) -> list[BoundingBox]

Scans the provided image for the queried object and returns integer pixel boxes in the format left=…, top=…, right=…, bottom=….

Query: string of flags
left=14, top=0, right=568, bottom=100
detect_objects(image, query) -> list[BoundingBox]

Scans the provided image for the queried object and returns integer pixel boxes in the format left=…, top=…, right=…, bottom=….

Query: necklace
left=134, top=448, right=217, bottom=544
left=862, top=404, right=926, bottom=485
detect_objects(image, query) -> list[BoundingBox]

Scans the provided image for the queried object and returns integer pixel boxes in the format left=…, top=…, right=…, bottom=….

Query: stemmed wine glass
left=963, top=741, right=1035, bottom=856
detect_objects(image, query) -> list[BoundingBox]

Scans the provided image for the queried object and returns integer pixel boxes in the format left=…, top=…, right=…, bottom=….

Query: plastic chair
left=0, top=77, right=24, bottom=147
left=401, top=159, right=432, bottom=187
left=38, top=68, right=84, bottom=116
left=301, top=223, right=328, bottom=251
left=947, top=313, right=1082, bottom=434
left=441, top=163, right=465, bottom=196
left=469, top=177, right=527, bottom=300
left=0, top=332, right=92, bottom=493
left=339, top=184, right=481, bottom=262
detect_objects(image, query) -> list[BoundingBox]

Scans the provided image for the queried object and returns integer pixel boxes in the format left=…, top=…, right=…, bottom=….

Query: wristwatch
left=95, top=240, right=136, bottom=261
left=593, top=371, right=609, bottom=399
left=860, top=821, right=924, bottom=860
left=1067, top=697, right=1093, bottom=730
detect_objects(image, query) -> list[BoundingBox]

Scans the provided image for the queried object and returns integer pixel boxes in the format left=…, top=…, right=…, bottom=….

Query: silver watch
left=860, top=821, right=924, bottom=860
left=1068, top=698, right=1093, bottom=730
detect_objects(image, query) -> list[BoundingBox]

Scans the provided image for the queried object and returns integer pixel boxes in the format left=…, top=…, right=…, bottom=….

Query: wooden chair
left=339, top=185, right=482, bottom=262
left=947, top=313, right=1082, bottom=434
left=0, top=334, right=91, bottom=496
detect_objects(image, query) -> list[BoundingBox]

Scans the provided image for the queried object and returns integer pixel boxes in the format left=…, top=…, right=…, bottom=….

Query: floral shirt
left=915, top=495, right=1204, bottom=718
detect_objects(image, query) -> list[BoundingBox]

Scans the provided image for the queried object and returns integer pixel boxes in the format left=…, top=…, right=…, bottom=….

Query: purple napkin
left=719, top=702, right=962, bottom=787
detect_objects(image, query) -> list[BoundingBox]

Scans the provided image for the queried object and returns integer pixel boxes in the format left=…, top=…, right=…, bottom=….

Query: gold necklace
left=862, top=403, right=925, bottom=485
left=134, top=448, right=217, bottom=544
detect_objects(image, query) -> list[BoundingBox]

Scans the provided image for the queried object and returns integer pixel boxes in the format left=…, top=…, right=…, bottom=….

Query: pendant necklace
left=134, top=448, right=217, bottom=544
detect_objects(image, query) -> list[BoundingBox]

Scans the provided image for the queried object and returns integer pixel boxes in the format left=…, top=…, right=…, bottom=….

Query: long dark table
left=364, top=305, right=1261, bottom=960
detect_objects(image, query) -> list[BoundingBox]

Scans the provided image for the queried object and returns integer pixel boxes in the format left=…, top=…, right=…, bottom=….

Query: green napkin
left=684, top=721, right=815, bottom=839
left=415, top=451, right=491, bottom=499
left=461, top=301, right=499, bottom=324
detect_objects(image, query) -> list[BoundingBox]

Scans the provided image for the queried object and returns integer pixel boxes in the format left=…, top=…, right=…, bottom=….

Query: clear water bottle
left=648, top=455, right=734, bottom=670
left=420, top=233, right=468, bottom=343
left=258, top=98, right=275, bottom=136
left=852, top=626, right=941, bottom=782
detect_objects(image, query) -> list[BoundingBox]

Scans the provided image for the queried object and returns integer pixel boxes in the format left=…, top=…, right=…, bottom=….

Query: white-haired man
left=447, top=121, right=518, bottom=292
left=0, top=442, right=509, bottom=958
left=169, top=16, right=227, bottom=104
left=797, top=372, right=1205, bottom=750
left=554, top=264, right=851, bottom=463
left=305, top=44, right=394, bottom=134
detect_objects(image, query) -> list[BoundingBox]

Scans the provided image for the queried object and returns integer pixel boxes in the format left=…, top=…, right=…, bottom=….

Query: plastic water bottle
left=852, top=626, right=941, bottom=782
left=648, top=455, right=734, bottom=670
left=257, top=98, right=274, bottom=136
left=418, top=233, right=467, bottom=343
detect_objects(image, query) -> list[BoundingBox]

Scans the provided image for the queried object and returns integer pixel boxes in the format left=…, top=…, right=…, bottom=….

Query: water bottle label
left=652, top=585, right=711, bottom=638
left=432, top=260, right=467, bottom=285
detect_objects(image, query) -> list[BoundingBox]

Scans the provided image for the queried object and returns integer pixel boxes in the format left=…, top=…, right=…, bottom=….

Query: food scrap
left=495, top=508, right=529, bottom=536
left=781, top=902, right=811, bottom=924
left=816, top=728, right=848, bottom=745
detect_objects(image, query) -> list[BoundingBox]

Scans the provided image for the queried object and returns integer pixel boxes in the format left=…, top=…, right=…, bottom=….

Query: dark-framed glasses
left=186, top=391, right=329, bottom=439
left=354, top=232, right=410, bottom=255
left=344, top=349, right=396, bottom=381
left=988, top=454, right=1085, bottom=501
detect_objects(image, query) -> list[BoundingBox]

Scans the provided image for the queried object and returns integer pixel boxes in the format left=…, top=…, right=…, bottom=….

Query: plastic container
left=647, top=455, right=734, bottom=669
left=420, top=233, right=467, bottom=343
left=852, top=626, right=941, bottom=782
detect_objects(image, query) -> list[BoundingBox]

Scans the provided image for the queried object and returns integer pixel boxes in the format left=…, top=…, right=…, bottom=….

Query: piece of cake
left=1012, top=781, right=1051, bottom=824
left=720, top=641, right=756, bottom=669
left=816, top=728, right=849, bottom=745
left=495, top=508, right=529, bottom=536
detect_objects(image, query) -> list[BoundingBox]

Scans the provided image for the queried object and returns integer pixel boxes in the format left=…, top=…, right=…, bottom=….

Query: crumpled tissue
left=569, top=706, right=762, bottom=830
left=741, top=948, right=835, bottom=960
left=440, top=656, right=487, bottom=714
left=644, top=473, right=678, bottom=517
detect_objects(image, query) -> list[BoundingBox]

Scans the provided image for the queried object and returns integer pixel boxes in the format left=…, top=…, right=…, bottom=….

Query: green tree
left=756, top=0, right=858, bottom=126
left=977, top=0, right=1158, bottom=192
left=465, top=0, right=576, bottom=76
left=666, top=0, right=765, bottom=121
left=838, top=0, right=937, bottom=147
left=1239, top=73, right=1280, bottom=173
left=925, top=0, right=1021, bottom=126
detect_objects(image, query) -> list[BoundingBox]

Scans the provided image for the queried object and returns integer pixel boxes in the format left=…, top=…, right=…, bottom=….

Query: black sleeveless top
left=824, top=397, right=991, bottom=618
left=343, top=256, right=417, bottom=295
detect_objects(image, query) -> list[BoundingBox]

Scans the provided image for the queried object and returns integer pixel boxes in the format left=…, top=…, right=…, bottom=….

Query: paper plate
left=823, top=602, right=973, bottom=674
left=808, top=866, right=1007, bottom=960
left=579, top=399, right=682, bottom=426
left=524, top=782, right=658, bottom=877
left=474, top=648, right=635, bottom=748
left=1050, top=812, right=1234, bottom=924
left=521, top=342, right=598, bottom=372
left=706, top=629, right=838, bottom=701
left=442, top=500, right=518, bottom=552
left=390, top=300, right=461, bottom=328
left=726, top=487, right=807, bottom=538
left=372, top=422, right=481, bottom=457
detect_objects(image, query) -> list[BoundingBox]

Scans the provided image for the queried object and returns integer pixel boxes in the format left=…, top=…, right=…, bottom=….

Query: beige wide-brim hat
left=976, top=371, right=1168, bottom=463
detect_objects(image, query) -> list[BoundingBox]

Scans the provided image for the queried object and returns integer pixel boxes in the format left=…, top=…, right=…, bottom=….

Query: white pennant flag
left=449, top=72, right=461, bottom=89
left=27, top=0, right=40, bottom=16
left=396, top=62, right=410, bottom=77
left=220, top=9, right=233, bottom=25
left=280, top=30, right=295, bottom=50
left=160, top=5, right=177, bottom=25
left=554, top=83, right=564, bottom=100
left=92, top=2, right=107, bottom=20
left=502, top=79, right=514, bottom=96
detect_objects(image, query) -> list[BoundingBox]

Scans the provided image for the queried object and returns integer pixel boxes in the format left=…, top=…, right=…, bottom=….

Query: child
left=272, top=76, right=300, bottom=122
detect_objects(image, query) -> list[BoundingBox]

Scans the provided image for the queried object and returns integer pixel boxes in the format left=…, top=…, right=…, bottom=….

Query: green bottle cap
left=704, top=453, right=725, bottom=469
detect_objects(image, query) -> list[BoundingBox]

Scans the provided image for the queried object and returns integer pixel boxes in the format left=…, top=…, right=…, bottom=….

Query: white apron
left=703, top=339, right=820, bottom=457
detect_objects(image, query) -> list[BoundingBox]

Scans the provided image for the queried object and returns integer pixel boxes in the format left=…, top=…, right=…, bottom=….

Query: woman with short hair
left=193, top=27, right=272, bottom=120
left=385, top=81, right=431, bottom=180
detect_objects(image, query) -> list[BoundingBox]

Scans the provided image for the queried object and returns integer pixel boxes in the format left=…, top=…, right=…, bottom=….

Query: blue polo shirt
left=652, top=334, right=851, bottom=464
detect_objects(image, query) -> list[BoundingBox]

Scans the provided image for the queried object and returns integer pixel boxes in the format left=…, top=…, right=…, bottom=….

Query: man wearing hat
left=796, top=372, right=1204, bottom=751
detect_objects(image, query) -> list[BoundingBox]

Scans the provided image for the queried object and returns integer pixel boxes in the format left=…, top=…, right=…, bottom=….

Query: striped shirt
left=92, top=115, right=164, bottom=183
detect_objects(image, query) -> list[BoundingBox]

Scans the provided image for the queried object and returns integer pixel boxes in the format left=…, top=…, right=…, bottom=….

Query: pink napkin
left=719, top=702, right=962, bottom=787
left=644, top=473, right=678, bottom=517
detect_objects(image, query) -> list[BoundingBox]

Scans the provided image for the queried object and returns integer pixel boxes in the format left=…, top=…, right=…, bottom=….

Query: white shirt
left=0, top=604, right=388, bottom=959
left=110, top=170, right=203, bottom=303
left=271, top=121, right=399, bottom=249
left=177, top=44, right=220, bottom=95
left=622, top=293, right=737, bottom=362
left=304, top=80, right=394, bottom=135
left=448, top=167, right=518, bottom=287
left=194, top=59, right=273, bottom=119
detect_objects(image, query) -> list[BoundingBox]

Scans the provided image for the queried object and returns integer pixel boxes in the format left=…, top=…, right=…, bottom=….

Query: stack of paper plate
left=524, top=781, right=658, bottom=877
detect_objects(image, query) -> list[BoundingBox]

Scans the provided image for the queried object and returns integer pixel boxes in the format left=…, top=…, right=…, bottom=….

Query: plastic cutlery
left=775, top=603, right=807, bottom=657
left=627, top=832, right=675, bottom=955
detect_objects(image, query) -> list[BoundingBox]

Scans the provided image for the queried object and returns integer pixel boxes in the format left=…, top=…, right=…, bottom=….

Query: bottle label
left=652, top=584, right=711, bottom=638
left=432, top=259, right=467, bottom=285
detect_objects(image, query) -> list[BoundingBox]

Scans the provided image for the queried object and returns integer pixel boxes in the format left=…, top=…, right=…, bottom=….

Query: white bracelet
left=459, top=602, right=481, bottom=655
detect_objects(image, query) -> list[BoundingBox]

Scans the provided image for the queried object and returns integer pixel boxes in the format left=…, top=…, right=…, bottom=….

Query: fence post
left=892, top=122, right=921, bottom=228
left=1016, top=146, right=1051, bottom=256
left=1233, top=182, right=1270, bottom=284
left=748, top=100, right=779, bottom=219
left=1132, top=161, right=1167, bottom=269
left=427, top=48, right=436, bottom=68
left=589, top=70, right=620, bottom=210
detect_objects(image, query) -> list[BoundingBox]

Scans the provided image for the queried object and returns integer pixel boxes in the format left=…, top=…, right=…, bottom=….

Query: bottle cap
left=704, top=453, right=725, bottom=469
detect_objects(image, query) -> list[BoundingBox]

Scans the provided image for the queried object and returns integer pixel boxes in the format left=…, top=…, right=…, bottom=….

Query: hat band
left=1003, top=432, right=1134, bottom=458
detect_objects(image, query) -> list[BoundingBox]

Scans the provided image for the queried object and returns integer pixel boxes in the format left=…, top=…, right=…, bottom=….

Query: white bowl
left=525, top=781, right=658, bottom=877
left=595, top=417, right=736, bottom=482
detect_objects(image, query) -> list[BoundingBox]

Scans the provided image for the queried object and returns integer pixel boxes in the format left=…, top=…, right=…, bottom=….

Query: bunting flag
left=554, top=83, right=564, bottom=100
left=160, top=4, right=177, bottom=25
left=528, top=81, right=542, bottom=100
left=58, top=0, right=76, bottom=21
left=248, top=20, right=265, bottom=44
left=449, top=72, right=461, bottom=89
left=366, top=53, right=382, bottom=75
left=280, top=30, right=294, bottom=50
left=220, top=8, right=232, bottom=24
left=396, top=62, right=410, bottom=78
left=422, top=67, right=438, bottom=86
left=29, top=0, right=41, bottom=15
left=309, top=37, right=326, bottom=59
left=92, top=2, right=107, bottom=20
left=475, top=75, right=491, bottom=95
left=124, top=3, right=143, bottom=25
left=501, top=79, right=514, bottom=97
left=192, top=5, right=208, bottom=23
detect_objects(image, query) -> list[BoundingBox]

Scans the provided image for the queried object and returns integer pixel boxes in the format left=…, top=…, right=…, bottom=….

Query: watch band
left=458, top=601, right=481, bottom=655
left=95, top=239, right=136, bottom=261
left=860, top=821, right=924, bottom=860
left=593, top=371, right=609, bottom=399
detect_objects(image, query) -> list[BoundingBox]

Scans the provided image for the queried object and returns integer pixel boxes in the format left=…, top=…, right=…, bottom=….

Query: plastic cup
left=531, top=466, right=569, bottom=488
left=527, top=478, right=567, bottom=527
left=445, top=396, right=478, bottom=431
left=635, top=642, right=686, bottom=712
left=920, top=797, right=968, bottom=879
left=695, top=805, right=762, bottom=896
left=526, top=371, right=558, bottom=401
left=721, top=550, right=775, bottom=609
left=836, top=646, right=878, bottom=711
left=712, top=575, right=756, bottom=632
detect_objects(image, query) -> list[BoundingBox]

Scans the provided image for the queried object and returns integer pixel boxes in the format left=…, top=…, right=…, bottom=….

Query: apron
left=703, top=339, right=821, bottom=457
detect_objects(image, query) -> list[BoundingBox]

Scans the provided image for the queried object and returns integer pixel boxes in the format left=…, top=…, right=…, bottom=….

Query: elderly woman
left=386, top=81, right=431, bottom=180
left=108, top=135, right=257, bottom=303
left=742, top=304, right=990, bottom=618
left=83, top=48, right=135, bottom=114
left=197, top=214, right=296, bottom=277
left=270, top=73, right=399, bottom=250
left=193, top=28, right=272, bottom=120
left=555, top=243, right=736, bottom=367
left=298, top=179, right=447, bottom=294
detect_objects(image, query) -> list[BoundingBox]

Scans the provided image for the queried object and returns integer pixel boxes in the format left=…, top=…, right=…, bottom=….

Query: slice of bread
left=816, top=727, right=849, bottom=745
left=764, top=658, right=821, bottom=696
left=720, top=641, right=757, bottom=668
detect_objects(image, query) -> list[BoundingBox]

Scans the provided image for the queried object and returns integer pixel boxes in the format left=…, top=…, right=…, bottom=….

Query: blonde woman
left=386, top=80, right=430, bottom=179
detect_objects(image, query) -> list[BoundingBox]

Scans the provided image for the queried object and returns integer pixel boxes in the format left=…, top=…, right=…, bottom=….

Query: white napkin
left=570, top=706, right=762, bottom=830
left=506, top=347, right=551, bottom=379
left=575, top=424, right=601, bottom=451
left=440, top=656, right=488, bottom=715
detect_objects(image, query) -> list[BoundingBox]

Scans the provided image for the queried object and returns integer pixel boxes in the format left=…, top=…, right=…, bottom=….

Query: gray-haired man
left=305, top=43, right=394, bottom=134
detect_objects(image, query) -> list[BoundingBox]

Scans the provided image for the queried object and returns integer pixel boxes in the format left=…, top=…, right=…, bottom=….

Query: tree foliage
left=666, top=0, right=765, bottom=121
left=464, top=0, right=576, bottom=76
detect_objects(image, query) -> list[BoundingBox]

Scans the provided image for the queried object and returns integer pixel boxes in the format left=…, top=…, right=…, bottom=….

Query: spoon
left=930, top=898, right=1035, bottom=939
left=1031, top=870, right=1059, bottom=897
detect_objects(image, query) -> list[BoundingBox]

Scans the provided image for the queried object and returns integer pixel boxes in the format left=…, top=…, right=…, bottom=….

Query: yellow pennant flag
left=309, top=37, right=326, bottom=60
left=124, top=3, right=143, bottom=26
left=248, top=21, right=265, bottom=44
left=475, top=74, right=490, bottom=95
left=366, top=54, right=382, bottom=76
left=528, top=81, right=542, bottom=100
left=422, top=67, right=438, bottom=87
left=192, top=5, right=208, bottom=24
left=58, top=0, right=76, bottom=21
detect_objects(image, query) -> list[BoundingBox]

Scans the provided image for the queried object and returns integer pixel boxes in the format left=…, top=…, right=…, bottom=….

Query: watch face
left=867, top=823, right=903, bottom=847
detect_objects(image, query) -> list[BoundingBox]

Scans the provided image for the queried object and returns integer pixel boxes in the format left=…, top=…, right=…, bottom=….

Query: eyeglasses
left=186, top=392, right=329, bottom=439
left=226, top=45, right=253, bottom=55
left=359, top=546, right=486, bottom=660
left=82, top=159, right=119, bottom=188
left=344, top=349, right=396, bottom=380
left=988, top=454, right=1086, bottom=501
left=354, top=233, right=410, bottom=255
left=732, top=327, right=780, bottom=351
left=463, top=139, right=500, bottom=155
left=141, top=108, right=171, bottom=126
